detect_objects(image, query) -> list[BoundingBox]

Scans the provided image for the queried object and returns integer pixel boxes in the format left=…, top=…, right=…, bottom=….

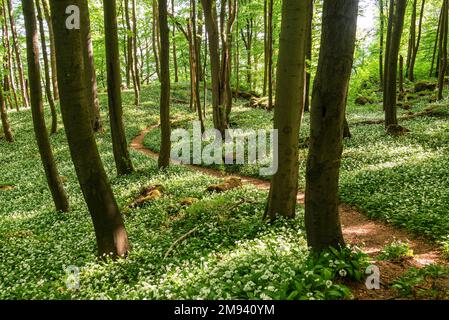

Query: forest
left=0, top=0, right=449, bottom=302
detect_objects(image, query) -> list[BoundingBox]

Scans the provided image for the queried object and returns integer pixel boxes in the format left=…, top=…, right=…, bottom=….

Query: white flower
left=325, top=280, right=333, bottom=288
left=339, top=269, right=347, bottom=277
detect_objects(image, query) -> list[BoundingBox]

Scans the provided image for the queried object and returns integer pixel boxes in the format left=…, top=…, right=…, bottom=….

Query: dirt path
left=131, top=126, right=447, bottom=300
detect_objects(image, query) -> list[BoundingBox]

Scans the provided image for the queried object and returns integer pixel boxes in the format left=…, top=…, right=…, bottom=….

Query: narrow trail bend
left=130, top=126, right=447, bottom=300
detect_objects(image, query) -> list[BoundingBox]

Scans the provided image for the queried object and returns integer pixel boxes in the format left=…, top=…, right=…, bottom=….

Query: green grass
left=144, top=84, right=449, bottom=242
left=0, top=83, right=366, bottom=300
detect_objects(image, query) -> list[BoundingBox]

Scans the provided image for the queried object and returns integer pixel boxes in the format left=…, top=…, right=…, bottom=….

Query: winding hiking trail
left=131, top=125, right=447, bottom=300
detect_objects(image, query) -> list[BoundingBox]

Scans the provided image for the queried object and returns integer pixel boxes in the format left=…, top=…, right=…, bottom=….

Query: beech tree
left=158, top=0, right=171, bottom=169
left=438, top=0, right=448, bottom=100
left=49, top=0, right=130, bottom=258
left=35, top=0, right=57, bottom=135
left=383, top=0, right=407, bottom=133
left=22, top=0, right=69, bottom=212
left=305, top=0, right=359, bottom=252
left=103, top=0, right=134, bottom=175
left=264, top=0, right=310, bottom=220
left=0, top=81, right=14, bottom=143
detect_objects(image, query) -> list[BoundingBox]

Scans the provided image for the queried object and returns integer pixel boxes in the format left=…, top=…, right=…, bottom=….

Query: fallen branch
left=163, top=226, right=199, bottom=259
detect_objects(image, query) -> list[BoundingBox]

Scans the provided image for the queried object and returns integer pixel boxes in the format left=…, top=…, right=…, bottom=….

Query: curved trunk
left=22, top=0, right=69, bottom=212
left=50, top=0, right=130, bottom=258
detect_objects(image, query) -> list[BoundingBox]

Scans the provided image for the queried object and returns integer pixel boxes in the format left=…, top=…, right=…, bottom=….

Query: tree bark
left=304, top=0, right=313, bottom=112
left=379, top=0, right=385, bottom=88
left=202, top=0, right=227, bottom=134
left=36, top=0, right=58, bottom=135
left=80, top=0, right=103, bottom=133
left=408, top=0, right=425, bottom=81
left=103, top=0, right=134, bottom=175
left=50, top=0, right=130, bottom=259
left=7, top=0, right=30, bottom=109
left=158, top=0, right=171, bottom=169
left=305, top=0, right=359, bottom=252
left=264, top=0, right=310, bottom=220
left=267, top=0, right=274, bottom=111
left=383, top=0, right=407, bottom=129
left=0, top=83, right=14, bottom=143
left=171, top=0, right=179, bottom=82
left=1, top=0, right=19, bottom=111
left=22, top=0, right=69, bottom=212
left=405, top=0, right=417, bottom=80
left=438, top=0, right=448, bottom=100
left=41, top=0, right=59, bottom=101
left=152, top=0, right=161, bottom=80
left=430, top=6, right=442, bottom=77
left=131, top=0, right=141, bottom=100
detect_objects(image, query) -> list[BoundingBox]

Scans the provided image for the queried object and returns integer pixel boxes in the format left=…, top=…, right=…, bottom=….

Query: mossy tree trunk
left=305, top=0, right=359, bottom=252
left=22, top=0, right=69, bottom=212
left=50, top=0, right=130, bottom=258
left=264, top=0, right=310, bottom=220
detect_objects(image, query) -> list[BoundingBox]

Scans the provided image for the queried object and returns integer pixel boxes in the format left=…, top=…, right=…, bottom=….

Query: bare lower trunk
left=438, top=0, right=448, bottom=100
left=50, top=0, right=130, bottom=259
left=7, top=0, right=30, bottom=109
left=0, top=84, right=14, bottom=143
left=80, top=0, right=103, bottom=132
left=264, top=0, right=310, bottom=220
left=158, top=0, right=171, bottom=169
left=41, top=0, right=59, bottom=100
left=103, top=0, right=134, bottom=175
left=305, top=0, right=359, bottom=252
left=22, top=0, right=69, bottom=212
left=36, top=0, right=58, bottom=135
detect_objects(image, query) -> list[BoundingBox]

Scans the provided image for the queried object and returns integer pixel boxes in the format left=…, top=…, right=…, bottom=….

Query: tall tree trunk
left=430, top=6, right=442, bottom=77
left=224, top=0, right=237, bottom=123
left=36, top=0, right=57, bottom=135
left=264, top=0, right=310, bottom=220
left=7, top=0, right=30, bottom=109
left=304, top=0, right=313, bottom=112
left=171, top=0, right=179, bottom=82
left=131, top=0, right=141, bottom=99
left=22, top=0, right=69, bottom=212
left=406, top=0, right=417, bottom=80
left=41, top=0, right=59, bottom=100
left=379, top=0, right=385, bottom=88
left=0, top=83, right=14, bottom=142
left=103, top=0, right=134, bottom=175
left=409, top=0, right=425, bottom=82
left=202, top=0, right=226, bottom=134
left=191, top=0, right=205, bottom=132
left=263, top=0, right=268, bottom=96
left=438, top=0, right=448, bottom=100
left=158, top=0, right=171, bottom=169
left=267, top=0, right=274, bottom=111
left=80, top=0, right=103, bottom=132
left=1, top=0, right=19, bottom=111
left=50, top=0, right=130, bottom=259
left=152, top=0, right=161, bottom=80
left=305, top=0, right=359, bottom=252
left=383, top=0, right=407, bottom=130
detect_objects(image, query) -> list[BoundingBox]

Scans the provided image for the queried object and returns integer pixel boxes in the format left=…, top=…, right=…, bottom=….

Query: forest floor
left=1, top=83, right=449, bottom=299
